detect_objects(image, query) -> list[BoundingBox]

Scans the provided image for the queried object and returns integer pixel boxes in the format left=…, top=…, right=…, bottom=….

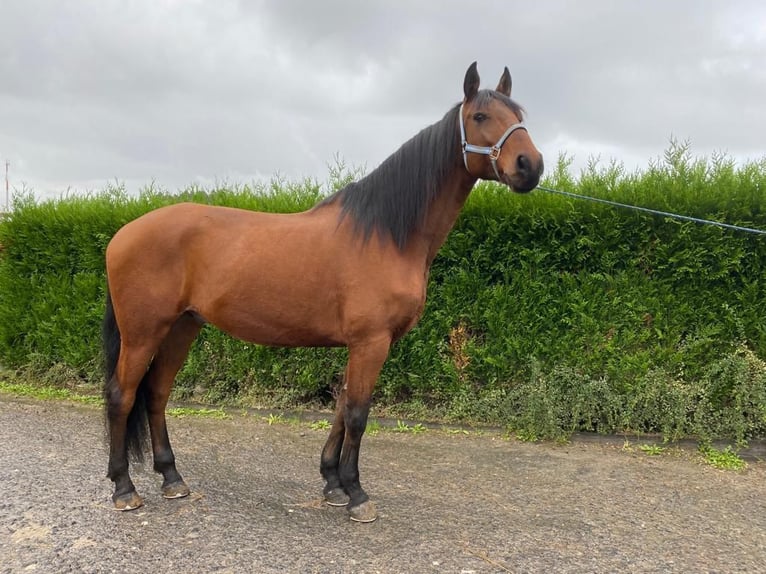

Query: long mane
left=320, top=91, right=525, bottom=250
left=319, top=103, right=462, bottom=250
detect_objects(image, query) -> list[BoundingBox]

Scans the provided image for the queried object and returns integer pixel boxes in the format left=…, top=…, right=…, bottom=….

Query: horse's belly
left=195, top=292, right=344, bottom=348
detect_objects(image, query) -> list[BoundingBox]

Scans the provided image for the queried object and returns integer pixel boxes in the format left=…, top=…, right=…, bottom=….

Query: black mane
left=320, top=92, right=524, bottom=250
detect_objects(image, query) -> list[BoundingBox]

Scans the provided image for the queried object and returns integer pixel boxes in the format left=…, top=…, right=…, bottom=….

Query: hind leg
left=106, top=344, right=156, bottom=511
left=146, top=313, right=202, bottom=499
left=320, top=370, right=350, bottom=506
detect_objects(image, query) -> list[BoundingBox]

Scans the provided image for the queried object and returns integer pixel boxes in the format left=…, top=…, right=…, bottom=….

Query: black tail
left=103, top=288, right=150, bottom=463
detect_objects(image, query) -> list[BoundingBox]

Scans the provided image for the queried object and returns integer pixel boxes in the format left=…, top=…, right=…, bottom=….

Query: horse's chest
left=388, top=281, right=428, bottom=340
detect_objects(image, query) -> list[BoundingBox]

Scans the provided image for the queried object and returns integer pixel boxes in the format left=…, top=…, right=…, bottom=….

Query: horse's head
left=459, top=62, right=544, bottom=192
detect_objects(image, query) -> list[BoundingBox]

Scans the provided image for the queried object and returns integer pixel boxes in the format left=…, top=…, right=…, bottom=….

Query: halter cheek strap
left=459, top=102, right=527, bottom=180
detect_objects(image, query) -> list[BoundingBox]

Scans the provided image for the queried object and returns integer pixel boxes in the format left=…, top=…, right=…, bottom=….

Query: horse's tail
left=103, top=287, right=150, bottom=463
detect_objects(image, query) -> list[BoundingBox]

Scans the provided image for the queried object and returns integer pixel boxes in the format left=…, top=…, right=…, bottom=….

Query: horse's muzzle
left=505, top=154, right=544, bottom=193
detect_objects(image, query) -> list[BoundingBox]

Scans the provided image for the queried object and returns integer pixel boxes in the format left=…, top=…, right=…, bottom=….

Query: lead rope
left=536, top=185, right=766, bottom=235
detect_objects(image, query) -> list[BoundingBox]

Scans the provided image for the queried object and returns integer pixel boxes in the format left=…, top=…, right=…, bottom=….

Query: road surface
left=1, top=396, right=764, bottom=573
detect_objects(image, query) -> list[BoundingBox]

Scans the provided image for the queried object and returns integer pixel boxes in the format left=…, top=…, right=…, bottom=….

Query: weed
left=266, top=413, right=284, bottom=426
left=309, top=419, right=331, bottom=431
left=366, top=420, right=381, bottom=436
left=638, top=444, right=666, bottom=456
left=514, top=429, right=538, bottom=442
left=699, top=445, right=747, bottom=471
left=390, top=420, right=428, bottom=434
left=394, top=420, right=411, bottom=433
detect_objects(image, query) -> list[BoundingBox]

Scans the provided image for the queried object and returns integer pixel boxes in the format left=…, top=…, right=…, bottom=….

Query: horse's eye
left=472, top=112, right=487, bottom=122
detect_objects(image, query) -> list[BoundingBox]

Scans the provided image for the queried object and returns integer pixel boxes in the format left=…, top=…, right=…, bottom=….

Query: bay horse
left=103, top=62, right=543, bottom=522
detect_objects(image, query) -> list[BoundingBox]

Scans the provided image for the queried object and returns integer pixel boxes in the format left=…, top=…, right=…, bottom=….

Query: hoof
left=113, top=491, right=143, bottom=511
left=162, top=480, right=191, bottom=499
left=348, top=500, right=378, bottom=523
left=324, top=488, right=350, bottom=507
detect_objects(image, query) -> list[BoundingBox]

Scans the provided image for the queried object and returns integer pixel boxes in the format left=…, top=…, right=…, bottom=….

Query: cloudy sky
left=1, top=0, right=765, bottom=202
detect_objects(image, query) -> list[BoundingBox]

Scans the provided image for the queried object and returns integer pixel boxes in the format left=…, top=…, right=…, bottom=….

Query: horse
left=102, top=62, right=544, bottom=522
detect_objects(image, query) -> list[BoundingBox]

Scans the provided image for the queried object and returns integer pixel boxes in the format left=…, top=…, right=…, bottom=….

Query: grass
left=0, top=380, right=101, bottom=405
left=166, top=407, right=230, bottom=419
left=1, top=376, right=760, bottom=474
left=0, top=378, right=232, bottom=418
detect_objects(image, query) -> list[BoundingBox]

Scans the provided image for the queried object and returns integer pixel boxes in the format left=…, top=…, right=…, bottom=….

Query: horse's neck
left=413, top=167, right=477, bottom=265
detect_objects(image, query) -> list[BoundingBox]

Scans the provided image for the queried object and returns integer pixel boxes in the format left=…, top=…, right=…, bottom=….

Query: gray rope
left=536, top=185, right=766, bottom=236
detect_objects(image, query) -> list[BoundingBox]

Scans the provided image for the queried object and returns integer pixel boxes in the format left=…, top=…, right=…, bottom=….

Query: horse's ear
left=496, top=67, right=512, bottom=97
left=463, top=62, right=480, bottom=101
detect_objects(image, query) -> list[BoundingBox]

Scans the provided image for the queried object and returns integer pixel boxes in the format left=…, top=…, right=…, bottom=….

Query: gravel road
left=1, top=396, right=764, bottom=573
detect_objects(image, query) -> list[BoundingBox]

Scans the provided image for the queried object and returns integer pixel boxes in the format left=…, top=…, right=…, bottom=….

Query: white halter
left=459, top=102, right=527, bottom=179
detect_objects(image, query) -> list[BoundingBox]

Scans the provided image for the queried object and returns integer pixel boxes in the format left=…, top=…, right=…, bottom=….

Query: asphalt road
left=1, top=396, right=764, bottom=573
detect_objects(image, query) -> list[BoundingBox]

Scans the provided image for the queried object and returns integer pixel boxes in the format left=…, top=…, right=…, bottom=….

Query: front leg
left=339, top=401, right=376, bottom=521
left=336, top=336, right=391, bottom=522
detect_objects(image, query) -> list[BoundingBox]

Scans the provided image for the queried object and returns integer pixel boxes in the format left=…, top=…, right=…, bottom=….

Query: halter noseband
left=459, top=102, right=527, bottom=180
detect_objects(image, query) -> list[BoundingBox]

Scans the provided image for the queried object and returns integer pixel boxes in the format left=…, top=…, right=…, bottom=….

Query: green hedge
left=1, top=144, right=765, bottom=442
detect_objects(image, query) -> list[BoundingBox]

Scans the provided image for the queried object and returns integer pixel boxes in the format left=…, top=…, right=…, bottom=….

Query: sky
left=1, top=0, right=765, bottom=204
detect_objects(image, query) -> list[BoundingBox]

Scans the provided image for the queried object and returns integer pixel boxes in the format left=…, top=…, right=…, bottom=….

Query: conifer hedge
left=1, top=145, right=765, bottom=441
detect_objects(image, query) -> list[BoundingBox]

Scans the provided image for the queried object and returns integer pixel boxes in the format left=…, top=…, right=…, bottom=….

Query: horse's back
left=110, top=202, right=275, bottom=247
left=107, top=202, right=313, bottom=270
left=106, top=202, right=347, bottom=345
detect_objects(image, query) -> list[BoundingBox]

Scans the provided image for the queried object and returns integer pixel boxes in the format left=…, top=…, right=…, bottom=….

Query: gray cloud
left=1, top=0, right=764, bottom=200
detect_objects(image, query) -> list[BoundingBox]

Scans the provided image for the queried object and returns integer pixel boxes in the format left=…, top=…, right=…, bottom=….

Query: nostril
left=517, top=154, right=531, bottom=175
